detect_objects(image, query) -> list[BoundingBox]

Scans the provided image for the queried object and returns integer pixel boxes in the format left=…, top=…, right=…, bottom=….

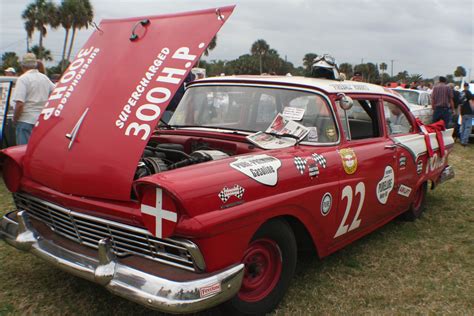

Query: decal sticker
left=416, top=160, right=423, bottom=174
left=306, top=127, right=319, bottom=142
left=339, top=148, right=357, bottom=175
left=426, top=153, right=446, bottom=174
left=398, top=184, right=412, bottom=197
left=283, top=106, right=305, bottom=121
left=307, top=160, right=319, bottom=178
left=321, top=193, right=332, bottom=216
left=218, top=185, right=245, bottom=203
left=399, top=156, right=407, bottom=170
left=326, top=127, right=336, bottom=141
left=141, top=188, right=177, bottom=238
left=377, top=166, right=394, bottom=204
left=199, top=283, right=221, bottom=298
left=230, top=154, right=281, bottom=186
left=294, top=156, right=307, bottom=175
left=312, top=153, right=327, bottom=168
left=334, top=182, right=365, bottom=238
left=293, top=153, right=327, bottom=178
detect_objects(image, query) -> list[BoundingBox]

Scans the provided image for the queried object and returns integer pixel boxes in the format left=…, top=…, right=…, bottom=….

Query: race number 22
left=334, top=182, right=365, bottom=238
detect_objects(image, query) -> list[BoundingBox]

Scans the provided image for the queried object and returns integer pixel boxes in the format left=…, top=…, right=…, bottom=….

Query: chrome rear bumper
left=0, top=211, right=244, bottom=314
left=438, top=165, right=455, bottom=184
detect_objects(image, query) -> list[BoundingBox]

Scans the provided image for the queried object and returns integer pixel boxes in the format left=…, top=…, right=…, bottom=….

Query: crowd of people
left=1, top=54, right=473, bottom=147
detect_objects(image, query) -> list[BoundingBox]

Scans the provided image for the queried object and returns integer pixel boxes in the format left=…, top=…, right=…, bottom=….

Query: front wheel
left=400, top=182, right=427, bottom=221
left=222, top=219, right=297, bottom=315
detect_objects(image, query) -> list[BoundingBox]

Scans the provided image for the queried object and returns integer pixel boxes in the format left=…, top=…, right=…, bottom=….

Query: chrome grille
left=13, top=193, right=198, bottom=271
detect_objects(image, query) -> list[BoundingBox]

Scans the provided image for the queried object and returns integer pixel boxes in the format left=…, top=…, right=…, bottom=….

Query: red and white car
left=0, top=7, right=455, bottom=315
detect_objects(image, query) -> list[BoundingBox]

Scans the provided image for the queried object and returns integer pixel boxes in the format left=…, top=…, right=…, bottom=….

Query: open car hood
left=22, top=6, right=235, bottom=201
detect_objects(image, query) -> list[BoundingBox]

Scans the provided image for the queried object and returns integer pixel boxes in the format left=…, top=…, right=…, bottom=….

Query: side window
left=338, top=99, right=381, bottom=140
left=383, top=101, right=413, bottom=135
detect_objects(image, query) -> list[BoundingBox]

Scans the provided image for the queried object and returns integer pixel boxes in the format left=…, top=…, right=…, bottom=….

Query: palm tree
left=66, top=0, right=93, bottom=62
left=339, top=63, right=353, bottom=78
left=22, top=0, right=58, bottom=52
left=31, top=45, right=53, bottom=61
left=251, top=39, right=270, bottom=74
left=302, top=53, right=318, bottom=75
left=58, top=0, right=75, bottom=70
left=379, top=63, right=388, bottom=85
left=203, top=35, right=217, bottom=57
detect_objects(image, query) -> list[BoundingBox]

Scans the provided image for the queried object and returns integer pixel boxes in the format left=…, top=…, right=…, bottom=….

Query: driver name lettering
left=121, top=46, right=198, bottom=140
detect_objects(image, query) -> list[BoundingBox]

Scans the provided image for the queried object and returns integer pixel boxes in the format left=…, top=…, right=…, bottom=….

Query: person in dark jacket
left=459, top=83, right=473, bottom=146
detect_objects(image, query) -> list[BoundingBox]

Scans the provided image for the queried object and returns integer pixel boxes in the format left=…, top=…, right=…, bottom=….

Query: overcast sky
left=1, top=0, right=473, bottom=79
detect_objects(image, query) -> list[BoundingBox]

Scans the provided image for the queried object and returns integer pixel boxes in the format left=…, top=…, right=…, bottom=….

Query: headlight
left=139, top=186, right=178, bottom=239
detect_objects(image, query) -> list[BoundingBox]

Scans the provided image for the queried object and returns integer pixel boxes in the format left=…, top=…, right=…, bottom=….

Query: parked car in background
left=0, top=7, right=455, bottom=315
left=0, top=76, right=17, bottom=148
left=391, top=88, right=433, bottom=124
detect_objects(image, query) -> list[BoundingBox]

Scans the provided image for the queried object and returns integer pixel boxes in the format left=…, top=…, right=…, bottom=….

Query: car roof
left=194, top=75, right=397, bottom=96
left=0, top=76, right=17, bottom=83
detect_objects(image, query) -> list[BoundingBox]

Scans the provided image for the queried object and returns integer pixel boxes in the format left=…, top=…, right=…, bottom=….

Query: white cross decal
left=141, top=188, right=177, bottom=238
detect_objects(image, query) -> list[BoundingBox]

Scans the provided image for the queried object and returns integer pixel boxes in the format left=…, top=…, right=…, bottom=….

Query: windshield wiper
left=265, top=132, right=304, bottom=145
left=168, top=125, right=252, bottom=135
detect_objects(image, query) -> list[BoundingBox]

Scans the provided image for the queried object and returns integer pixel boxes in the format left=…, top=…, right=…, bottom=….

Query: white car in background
left=392, top=88, right=432, bottom=124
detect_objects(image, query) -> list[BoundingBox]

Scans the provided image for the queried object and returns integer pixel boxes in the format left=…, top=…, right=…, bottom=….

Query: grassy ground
left=0, top=144, right=473, bottom=315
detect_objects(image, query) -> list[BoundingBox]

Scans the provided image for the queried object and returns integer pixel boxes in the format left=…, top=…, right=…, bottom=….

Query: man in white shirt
left=12, top=53, right=54, bottom=145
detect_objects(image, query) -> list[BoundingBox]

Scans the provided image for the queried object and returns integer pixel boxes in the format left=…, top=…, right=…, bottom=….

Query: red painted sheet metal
left=22, top=6, right=235, bottom=201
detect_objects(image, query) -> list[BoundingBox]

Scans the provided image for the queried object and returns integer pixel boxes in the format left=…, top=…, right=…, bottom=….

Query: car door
left=332, top=96, right=397, bottom=244
left=382, top=97, right=418, bottom=213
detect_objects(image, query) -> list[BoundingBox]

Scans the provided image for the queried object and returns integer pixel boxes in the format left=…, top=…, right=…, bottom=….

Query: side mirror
left=337, top=93, right=354, bottom=110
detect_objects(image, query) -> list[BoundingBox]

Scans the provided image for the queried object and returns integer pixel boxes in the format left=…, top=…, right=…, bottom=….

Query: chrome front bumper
left=0, top=211, right=244, bottom=314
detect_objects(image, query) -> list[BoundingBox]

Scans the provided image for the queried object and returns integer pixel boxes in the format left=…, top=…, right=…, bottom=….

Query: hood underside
left=22, top=6, right=235, bottom=201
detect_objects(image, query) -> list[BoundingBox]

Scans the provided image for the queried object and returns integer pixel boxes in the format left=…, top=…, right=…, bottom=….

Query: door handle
left=385, top=144, right=397, bottom=150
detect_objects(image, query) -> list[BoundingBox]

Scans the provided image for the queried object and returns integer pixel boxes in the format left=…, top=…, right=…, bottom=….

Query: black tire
left=222, top=218, right=297, bottom=315
left=400, top=182, right=427, bottom=221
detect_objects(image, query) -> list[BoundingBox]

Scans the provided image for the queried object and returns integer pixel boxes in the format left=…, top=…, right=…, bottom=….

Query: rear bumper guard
left=0, top=210, right=243, bottom=314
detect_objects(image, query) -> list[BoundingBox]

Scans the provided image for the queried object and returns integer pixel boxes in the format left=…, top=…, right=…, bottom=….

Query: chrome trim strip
left=0, top=211, right=244, bottom=314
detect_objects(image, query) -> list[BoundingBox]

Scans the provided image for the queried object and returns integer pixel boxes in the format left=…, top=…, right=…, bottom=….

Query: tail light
left=138, top=185, right=179, bottom=239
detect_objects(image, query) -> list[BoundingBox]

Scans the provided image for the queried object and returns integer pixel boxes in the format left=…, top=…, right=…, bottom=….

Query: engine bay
left=134, top=143, right=230, bottom=179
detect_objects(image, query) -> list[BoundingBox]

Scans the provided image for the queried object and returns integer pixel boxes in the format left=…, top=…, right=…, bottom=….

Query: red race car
left=0, top=6, right=454, bottom=315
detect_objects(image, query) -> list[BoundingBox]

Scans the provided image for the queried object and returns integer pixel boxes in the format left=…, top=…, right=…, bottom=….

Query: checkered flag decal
left=294, top=156, right=307, bottom=175
left=235, top=186, right=245, bottom=199
left=218, top=185, right=245, bottom=203
left=312, top=153, right=327, bottom=168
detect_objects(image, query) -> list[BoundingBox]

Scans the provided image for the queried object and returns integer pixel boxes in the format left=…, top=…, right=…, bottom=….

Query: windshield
left=169, top=85, right=338, bottom=143
left=393, top=89, right=420, bottom=105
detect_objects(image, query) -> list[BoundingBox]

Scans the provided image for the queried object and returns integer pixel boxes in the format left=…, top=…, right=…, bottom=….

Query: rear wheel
left=223, top=219, right=297, bottom=315
left=401, top=182, right=427, bottom=221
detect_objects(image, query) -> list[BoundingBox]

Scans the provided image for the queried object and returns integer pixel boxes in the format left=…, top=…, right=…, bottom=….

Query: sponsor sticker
left=199, top=282, right=221, bottom=298
left=218, top=185, right=245, bottom=203
left=306, top=127, right=319, bottom=142
left=282, top=106, right=305, bottom=121
left=293, top=153, right=327, bottom=178
left=398, top=184, right=412, bottom=197
left=339, top=148, right=357, bottom=175
left=230, top=154, right=281, bottom=186
left=377, top=166, right=394, bottom=204
left=321, top=193, right=332, bottom=216
left=399, top=156, right=407, bottom=169
left=326, top=127, right=337, bottom=141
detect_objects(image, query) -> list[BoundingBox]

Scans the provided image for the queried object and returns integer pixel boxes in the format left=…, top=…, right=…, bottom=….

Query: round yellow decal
left=339, top=148, right=358, bottom=174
